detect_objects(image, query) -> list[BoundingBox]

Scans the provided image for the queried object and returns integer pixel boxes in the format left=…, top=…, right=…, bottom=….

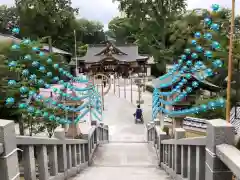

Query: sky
left=0, top=0, right=240, bottom=30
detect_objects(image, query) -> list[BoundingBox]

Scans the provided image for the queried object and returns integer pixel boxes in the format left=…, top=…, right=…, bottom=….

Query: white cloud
left=187, top=0, right=240, bottom=11
left=72, top=0, right=119, bottom=30
left=0, top=0, right=238, bottom=30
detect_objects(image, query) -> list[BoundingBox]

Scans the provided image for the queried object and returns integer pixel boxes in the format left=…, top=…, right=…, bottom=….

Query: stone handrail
left=147, top=119, right=239, bottom=180
left=0, top=143, right=3, bottom=154
left=0, top=120, right=109, bottom=180
left=216, top=144, right=240, bottom=179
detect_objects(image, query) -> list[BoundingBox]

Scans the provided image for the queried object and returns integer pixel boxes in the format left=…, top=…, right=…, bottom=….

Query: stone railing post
left=154, top=119, right=160, bottom=126
left=158, top=131, right=170, bottom=165
left=0, top=120, right=20, bottom=180
left=104, top=125, right=109, bottom=141
left=174, top=128, right=186, bottom=174
left=205, top=119, right=235, bottom=180
left=150, top=121, right=155, bottom=141
left=54, top=128, right=67, bottom=178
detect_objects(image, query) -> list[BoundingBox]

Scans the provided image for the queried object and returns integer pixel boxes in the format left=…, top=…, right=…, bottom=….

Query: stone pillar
left=174, top=128, right=186, bottom=174
left=173, top=117, right=183, bottom=129
left=205, top=119, right=234, bottom=180
left=154, top=119, right=160, bottom=126
left=158, top=131, right=169, bottom=165
left=0, top=120, right=20, bottom=180
left=54, top=128, right=67, bottom=177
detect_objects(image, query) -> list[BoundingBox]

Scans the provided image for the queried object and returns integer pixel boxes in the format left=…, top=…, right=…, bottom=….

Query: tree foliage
left=0, top=2, right=105, bottom=54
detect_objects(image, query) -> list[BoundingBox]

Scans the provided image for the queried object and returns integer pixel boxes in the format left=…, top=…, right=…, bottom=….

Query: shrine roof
left=0, top=33, right=71, bottom=56
left=76, top=43, right=148, bottom=63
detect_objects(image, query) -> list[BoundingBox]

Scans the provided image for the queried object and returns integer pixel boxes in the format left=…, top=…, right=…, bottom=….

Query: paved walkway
left=72, top=92, right=170, bottom=180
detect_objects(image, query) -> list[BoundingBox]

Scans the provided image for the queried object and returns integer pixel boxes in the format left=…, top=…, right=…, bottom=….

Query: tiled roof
left=77, top=45, right=148, bottom=63
left=0, top=33, right=71, bottom=56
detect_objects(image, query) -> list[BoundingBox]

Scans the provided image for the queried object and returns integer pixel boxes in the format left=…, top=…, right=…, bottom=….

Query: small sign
left=136, top=100, right=144, bottom=104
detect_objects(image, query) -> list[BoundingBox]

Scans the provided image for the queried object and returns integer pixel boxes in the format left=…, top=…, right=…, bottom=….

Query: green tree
left=15, top=0, right=78, bottom=52
left=0, top=5, right=19, bottom=34
left=0, top=39, right=68, bottom=135
left=107, top=17, right=138, bottom=44
left=114, top=0, right=187, bottom=72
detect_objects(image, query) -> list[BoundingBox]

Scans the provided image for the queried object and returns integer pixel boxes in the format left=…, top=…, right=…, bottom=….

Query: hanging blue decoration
left=192, top=81, right=199, bottom=88
left=212, top=59, right=223, bottom=68
left=29, top=90, right=35, bottom=96
left=59, top=80, right=64, bottom=84
left=194, top=32, right=201, bottom=38
left=53, top=64, right=59, bottom=69
left=27, top=106, right=35, bottom=113
left=47, top=72, right=53, bottom=77
left=11, top=44, right=20, bottom=50
left=8, top=80, right=17, bottom=86
left=39, top=51, right=45, bottom=57
left=204, top=50, right=212, bottom=58
left=35, top=110, right=42, bottom=116
left=181, top=54, right=187, bottom=60
left=186, top=73, right=192, bottom=79
left=44, top=84, right=50, bottom=89
left=39, top=66, right=46, bottom=73
left=32, top=47, right=39, bottom=51
left=205, top=68, right=213, bottom=76
left=24, top=54, right=31, bottom=60
left=19, top=103, right=27, bottom=109
left=200, top=104, right=208, bottom=111
left=59, top=68, right=64, bottom=72
left=43, top=112, right=49, bottom=119
left=191, top=40, right=197, bottom=46
left=6, top=97, right=15, bottom=105
left=210, top=23, right=220, bottom=31
left=32, top=61, right=40, bottom=67
left=38, top=79, right=45, bottom=86
left=12, top=27, right=20, bottom=34
left=204, top=33, right=213, bottom=40
left=53, top=76, right=59, bottom=82
left=196, top=45, right=203, bottom=52
left=211, top=41, right=220, bottom=50
left=20, top=86, right=29, bottom=94
left=22, top=69, right=29, bottom=76
left=52, top=88, right=58, bottom=93
left=178, top=59, right=183, bottom=64
left=211, top=4, right=220, bottom=12
left=186, top=60, right=192, bottom=66
left=204, top=17, right=212, bottom=26
left=47, top=58, right=52, bottom=64
left=30, top=74, right=37, bottom=80
left=8, top=61, right=17, bottom=67
left=22, top=39, right=31, bottom=45
left=191, top=53, right=198, bottom=59
left=49, top=115, right=55, bottom=121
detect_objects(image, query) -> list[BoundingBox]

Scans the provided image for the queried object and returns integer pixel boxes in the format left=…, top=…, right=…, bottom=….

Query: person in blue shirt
left=134, top=105, right=143, bottom=123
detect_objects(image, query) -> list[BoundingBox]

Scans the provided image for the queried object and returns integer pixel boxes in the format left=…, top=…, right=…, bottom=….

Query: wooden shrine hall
left=70, top=42, right=150, bottom=77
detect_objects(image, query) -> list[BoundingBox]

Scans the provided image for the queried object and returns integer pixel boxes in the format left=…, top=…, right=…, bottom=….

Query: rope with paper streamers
left=152, top=4, right=225, bottom=119
left=5, top=27, right=102, bottom=125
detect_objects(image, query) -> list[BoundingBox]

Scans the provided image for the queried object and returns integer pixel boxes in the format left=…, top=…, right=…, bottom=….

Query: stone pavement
left=72, top=92, right=170, bottom=180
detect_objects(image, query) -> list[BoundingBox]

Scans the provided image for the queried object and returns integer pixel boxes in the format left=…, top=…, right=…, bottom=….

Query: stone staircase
left=71, top=93, right=170, bottom=180
left=72, top=142, right=170, bottom=180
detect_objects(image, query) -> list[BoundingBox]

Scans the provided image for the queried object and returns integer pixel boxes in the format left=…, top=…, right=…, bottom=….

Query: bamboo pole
left=124, top=78, right=126, bottom=98
left=130, top=78, right=133, bottom=103
left=226, top=0, right=235, bottom=123
left=118, top=78, right=120, bottom=97
left=113, top=75, right=116, bottom=94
